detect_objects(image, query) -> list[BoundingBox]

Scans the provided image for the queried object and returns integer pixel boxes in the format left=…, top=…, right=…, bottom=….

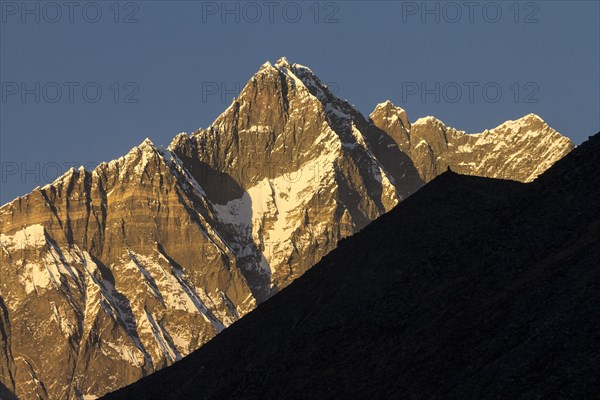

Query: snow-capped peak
left=0, top=58, right=577, bottom=400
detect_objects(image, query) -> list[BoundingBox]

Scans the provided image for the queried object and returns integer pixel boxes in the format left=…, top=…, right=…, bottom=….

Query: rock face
left=102, top=132, right=600, bottom=400
left=0, top=58, right=574, bottom=400
left=168, top=58, right=424, bottom=300
left=369, top=101, right=574, bottom=182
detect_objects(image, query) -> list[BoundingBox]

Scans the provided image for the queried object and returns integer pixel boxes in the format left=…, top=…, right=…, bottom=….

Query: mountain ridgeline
left=0, top=58, right=575, bottom=399
left=104, top=132, right=600, bottom=400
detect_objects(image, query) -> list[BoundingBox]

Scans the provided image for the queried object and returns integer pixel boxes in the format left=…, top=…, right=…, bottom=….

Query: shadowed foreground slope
left=104, top=133, right=600, bottom=400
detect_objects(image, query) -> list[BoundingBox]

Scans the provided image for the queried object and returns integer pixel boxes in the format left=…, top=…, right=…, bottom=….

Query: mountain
left=0, top=57, right=574, bottom=400
left=102, top=132, right=600, bottom=400
left=369, top=101, right=573, bottom=182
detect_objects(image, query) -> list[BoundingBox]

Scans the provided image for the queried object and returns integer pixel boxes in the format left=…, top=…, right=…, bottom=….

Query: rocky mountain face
left=103, top=133, right=600, bottom=400
left=0, top=57, right=574, bottom=400
left=369, top=101, right=574, bottom=182
left=168, top=58, right=424, bottom=301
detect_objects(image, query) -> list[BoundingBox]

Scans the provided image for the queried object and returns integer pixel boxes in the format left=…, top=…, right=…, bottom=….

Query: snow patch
left=0, top=224, right=46, bottom=250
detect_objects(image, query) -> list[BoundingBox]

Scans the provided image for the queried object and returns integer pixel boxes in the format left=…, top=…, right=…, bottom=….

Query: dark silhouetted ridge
left=102, top=133, right=600, bottom=400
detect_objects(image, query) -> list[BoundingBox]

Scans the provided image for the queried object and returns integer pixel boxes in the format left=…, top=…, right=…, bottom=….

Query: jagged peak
left=250, top=59, right=341, bottom=110
left=272, top=57, right=315, bottom=76
left=413, top=115, right=444, bottom=126
left=290, top=62, right=315, bottom=76
left=370, top=100, right=411, bottom=131
left=258, top=58, right=320, bottom=94
left=274, top=56, right=292, bottom=70
left=519, top=113, right=545, bottom=124
left=509, top=113, right=544, bottom=124
left=59, top=166, right=80, bottom=179
left=171, top=132, right=189, bottom=142
left=139, top=137, right=155, bottom=149
left=521, top=113, right=544, bottom=122
left=491, top=113, right=551, bottom=135
left=110, top=138, right=156, bottom=163
left=371, top=100, right=407, bottom=117
left=213, top=58, right=321, bottom=125
left=119, top=138, right=160, bottom=158
left=97, top=137, right=165, bottom=180
left=259, top=60, right=273, bottom=70
left=254, top=60, right=281, bottom=80
left=34, top=166, right=87, bottom=196
left=167, top=132, right=190, bottom=151
left=258, top=58, right=295, bottom=76
left=374, top=100, right=394, bottom=109
left=412, top=114, right=549, bottom=136
left=276, top=60, right=362, bottom=121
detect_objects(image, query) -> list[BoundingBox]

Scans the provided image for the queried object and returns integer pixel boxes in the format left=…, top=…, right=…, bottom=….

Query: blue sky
left=1, top=0, right=599, bottom=204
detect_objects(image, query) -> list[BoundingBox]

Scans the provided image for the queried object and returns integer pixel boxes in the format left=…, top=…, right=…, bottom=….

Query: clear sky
left=1, top=0, right=599, bottom=204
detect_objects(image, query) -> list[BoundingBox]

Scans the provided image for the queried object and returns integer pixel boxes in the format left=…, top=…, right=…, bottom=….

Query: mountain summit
left=370, top=104, right=573, bottom=183
left=0, top=58, right=574, bottom=399
left=103, top=132, right=600, bottom=400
